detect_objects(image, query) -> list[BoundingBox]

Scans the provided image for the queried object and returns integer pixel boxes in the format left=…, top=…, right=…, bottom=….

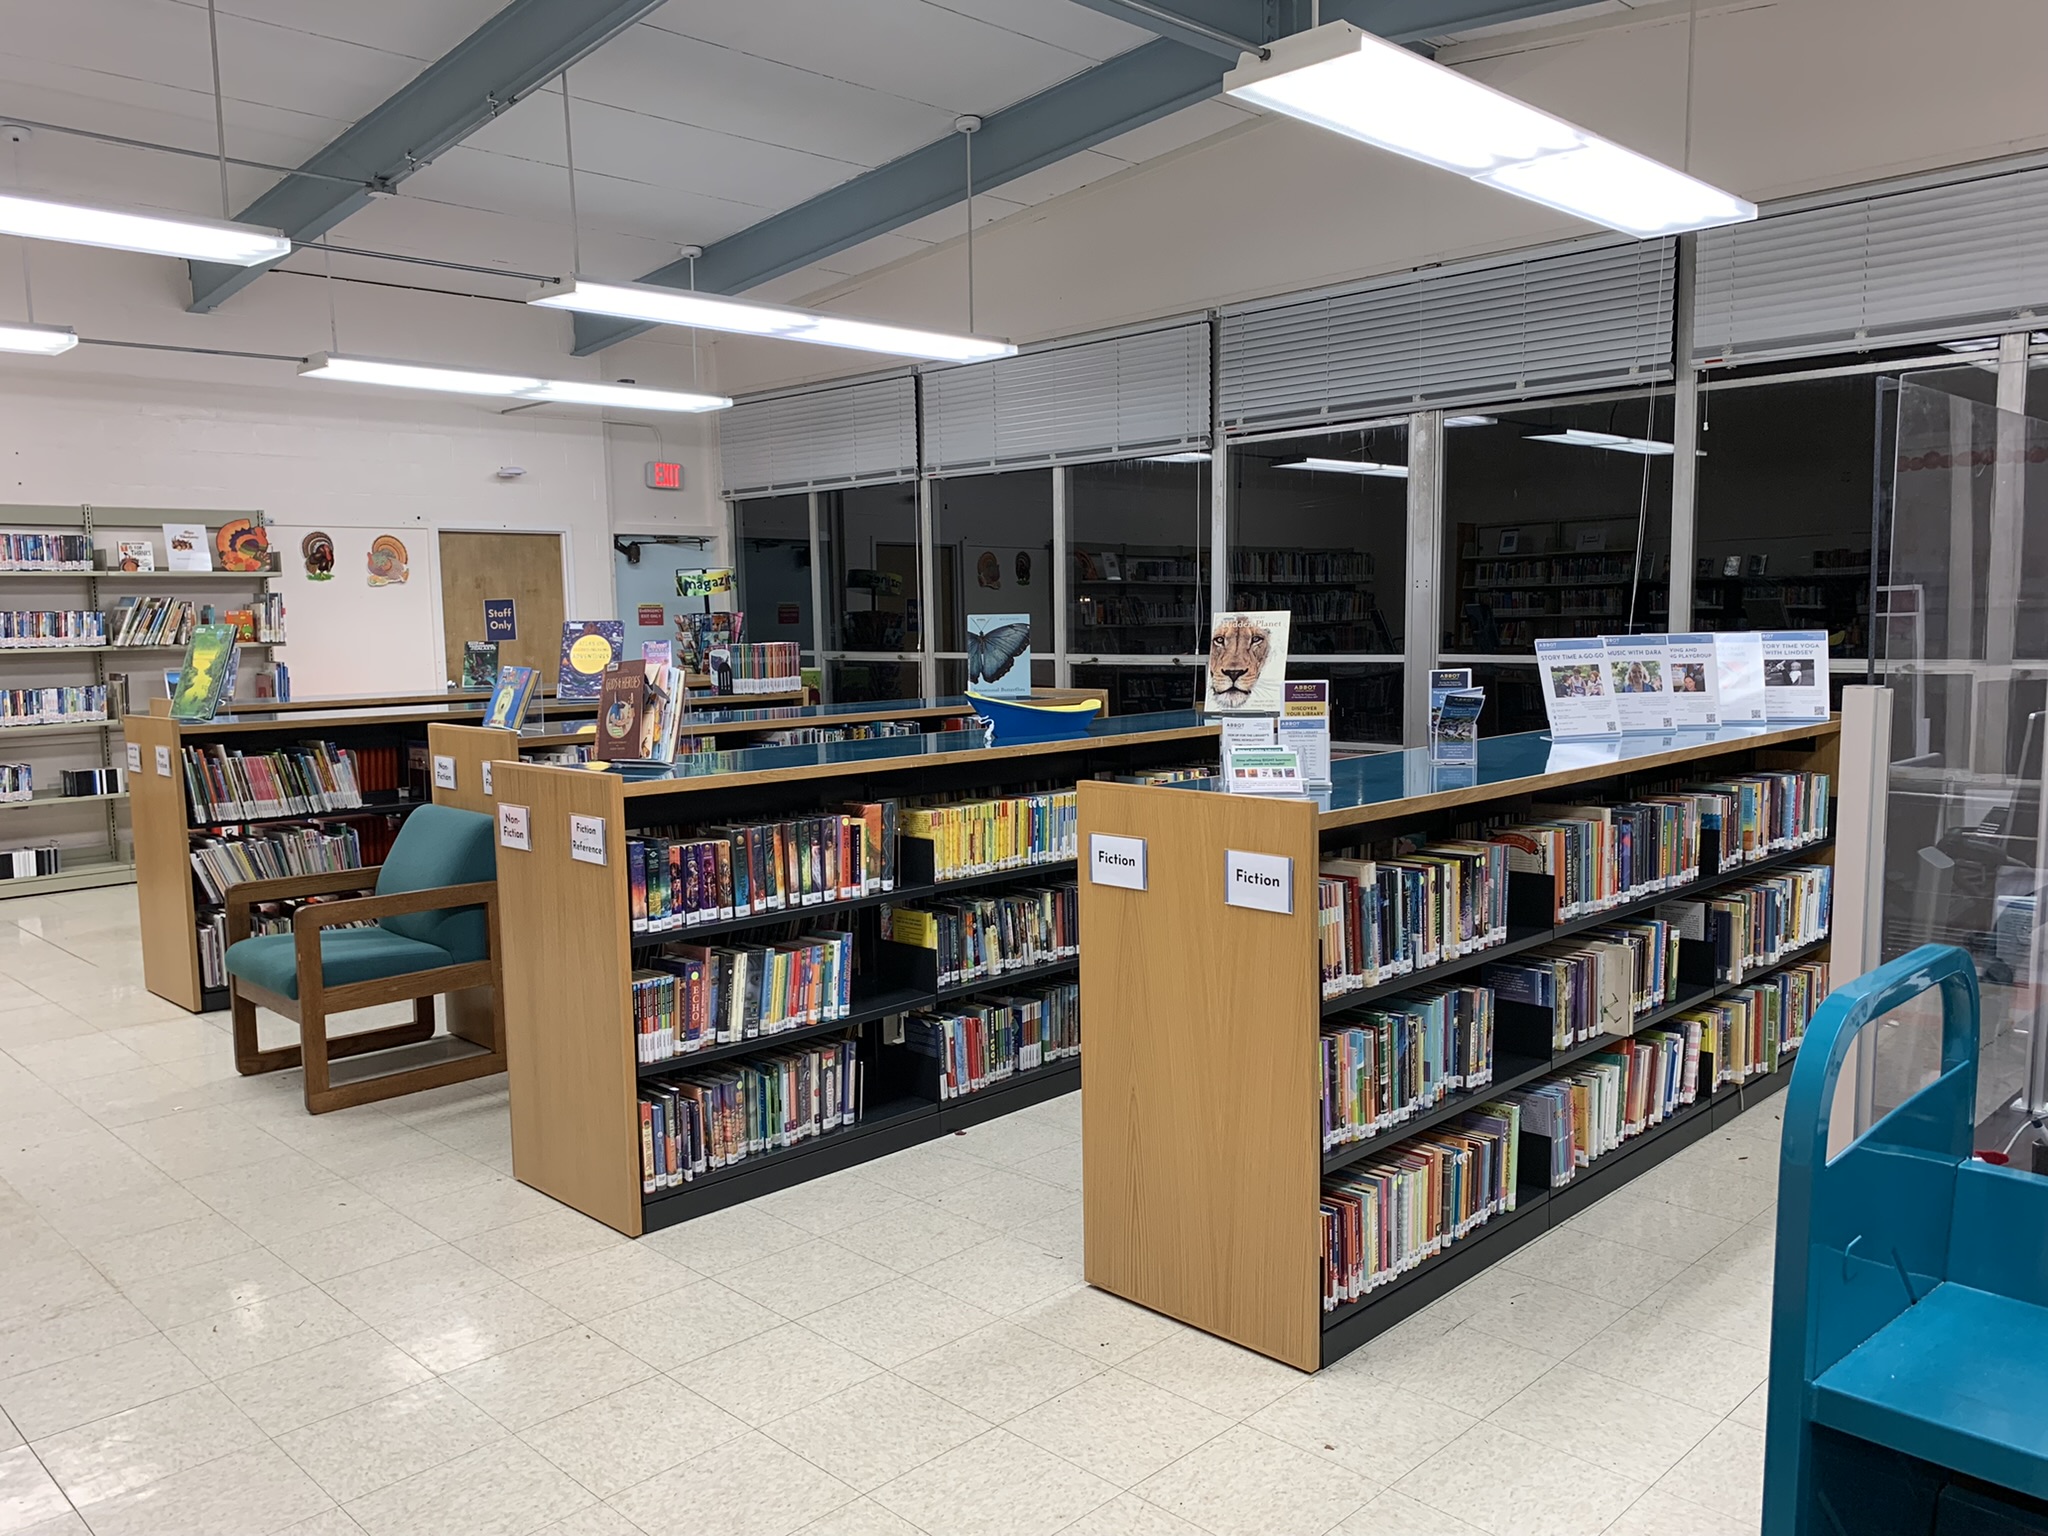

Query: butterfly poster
left=966, top=613, right=1032, bottom=699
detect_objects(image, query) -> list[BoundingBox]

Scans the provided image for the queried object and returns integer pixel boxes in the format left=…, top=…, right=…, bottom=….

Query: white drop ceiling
left=0, top=0, right=1617, bottom=313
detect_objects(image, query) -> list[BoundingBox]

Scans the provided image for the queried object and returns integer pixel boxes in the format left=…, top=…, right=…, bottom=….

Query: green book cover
left=168, top=624, right=238, bottom=723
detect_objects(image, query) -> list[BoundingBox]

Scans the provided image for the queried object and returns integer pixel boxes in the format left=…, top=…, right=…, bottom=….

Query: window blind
left=719, top=374, right=918, bottom=498
left=1220, top=240, right=1675, bottom=432
left=1691, top=166, right=2048, bottom=365
left=920, top=323, right=1210, bottom=474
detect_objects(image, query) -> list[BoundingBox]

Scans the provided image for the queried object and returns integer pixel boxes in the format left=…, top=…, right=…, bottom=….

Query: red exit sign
left=644, top=460, right=684, bottom=491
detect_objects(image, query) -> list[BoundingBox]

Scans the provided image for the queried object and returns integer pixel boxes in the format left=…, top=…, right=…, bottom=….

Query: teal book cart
left=1766, top=943, right=2048, bottom=1534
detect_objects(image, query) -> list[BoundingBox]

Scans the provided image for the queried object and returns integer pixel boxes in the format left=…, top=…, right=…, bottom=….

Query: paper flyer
left=1602, top=635, right=1675, bottom=733
left=1279, top=680, right=1332, bottom=787
left=1534, top=637, right=1620, bottom=738
left=1428, top=667, right=1473, bottom=722
left=1663, top=634, right=1722, bottom=728
left=1225, top=746, right=1304, bottom=795
left=1714, top=632, right=1769, bottom=725
left=1431, top=688, right=1484, bottom=764
left=1762, top=631, right=1831, bottom=721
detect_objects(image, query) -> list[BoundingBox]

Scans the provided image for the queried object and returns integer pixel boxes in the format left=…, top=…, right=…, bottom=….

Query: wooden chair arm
left=288, top=880, right=498, bottom=934
left=225, top=865, right=382, bottom=945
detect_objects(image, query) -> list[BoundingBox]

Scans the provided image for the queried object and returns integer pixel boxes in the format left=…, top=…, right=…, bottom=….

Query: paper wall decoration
left=366, top=535, right=408, bottom=586
left=300, top=531, right=335, bottom=581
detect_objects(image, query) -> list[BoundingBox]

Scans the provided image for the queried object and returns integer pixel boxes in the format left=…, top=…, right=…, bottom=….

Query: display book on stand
left=486, top=709, right=1220, bottom=1238
left=0, top=507, right=279, bottom=897
left=1078, top=714, right=1842, bottom=1371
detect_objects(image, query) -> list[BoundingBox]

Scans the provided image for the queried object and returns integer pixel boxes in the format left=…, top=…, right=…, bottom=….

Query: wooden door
left=438, top=531, right=566, bottom=688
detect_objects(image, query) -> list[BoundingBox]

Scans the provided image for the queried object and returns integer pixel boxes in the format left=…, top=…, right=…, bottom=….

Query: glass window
left=1696, top=363, right=1999, bottom=661
left=932, top=471, right=1054, bottom=693
left=1228, top=426, right=1406, bottom=655
left=1326, top=662, right=1403, bottom=745
left=1068, top=457, right=1211, bottom=718
left=1462, top=663, right=1548, bottom=738
left=1442, top=394, right=1673, bottom=655
left=733, top=495, right=812, bottom=656
left=819, top=482, right=920, bottom=657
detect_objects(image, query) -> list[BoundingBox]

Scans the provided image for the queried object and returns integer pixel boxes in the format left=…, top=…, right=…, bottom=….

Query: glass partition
left=1068, top=457, right=1210, bottom=716
left=1879, top=376, right=2048, bottom=1143
left=819, top=481, right=920, bottom=702
left=933, top=471, right=1055, bottom=697
left=732, top=494, right=813, bottom=659
left=1441, top=394, right=1673, bottom=655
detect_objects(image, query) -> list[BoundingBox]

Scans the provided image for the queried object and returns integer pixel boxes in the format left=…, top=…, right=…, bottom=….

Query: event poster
left=1714, top=632, right=1769, bottom=725
left=1278, top=680, right=1332, bottom=787
left=1534, top=637, right=1620, bottom=738
left=1762, top=630, right=1831, bottom=721
left=1663, top=634, right=1722, bottom=728
left=1204, top=611, right=1291, bottom=714
left=1602, top=635, right=1674, bottom=733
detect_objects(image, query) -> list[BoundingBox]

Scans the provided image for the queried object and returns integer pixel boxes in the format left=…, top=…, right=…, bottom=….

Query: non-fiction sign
left=497, top=803, right=530, bottom=851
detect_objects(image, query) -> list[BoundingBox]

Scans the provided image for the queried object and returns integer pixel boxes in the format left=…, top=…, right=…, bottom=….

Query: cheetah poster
left=1204, top=610, right=1291, bottom=714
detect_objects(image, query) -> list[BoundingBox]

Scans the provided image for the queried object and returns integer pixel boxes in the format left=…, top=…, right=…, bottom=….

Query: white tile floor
left=0, top=886, right=1778, bottom=1536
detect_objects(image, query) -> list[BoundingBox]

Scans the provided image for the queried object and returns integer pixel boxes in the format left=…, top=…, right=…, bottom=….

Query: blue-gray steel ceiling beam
left=186, top=0, right=670, bottom=313
left=1062, top=0, right=1268, bottom=60
left=571, top=0, right=1601, bottom=355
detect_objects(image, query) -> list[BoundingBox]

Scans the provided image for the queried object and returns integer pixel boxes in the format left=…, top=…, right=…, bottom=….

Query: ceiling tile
left=568, top=23, right=954, bottom=169
left=811, top=231, right=937, bottom=277
left=402, top=146, right=767, bottom=247
left=893, top=192, right=1026, bottom=243
left=916, top=0, right=1152, bottom=60
left=635, top=0, right=1100, bottom=115
left=1092, top=97, right=1258, bottom=165
left=990, top=148, right=1126, bottom=206
left=209, top=0, right=513, bottom=62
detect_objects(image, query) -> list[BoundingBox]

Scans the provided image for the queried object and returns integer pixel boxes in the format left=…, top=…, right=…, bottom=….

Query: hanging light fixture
left=298, top=353, right=729, bottom=413
left=530, top=278, right=1018, bottom=364
left=1277, top=457, right=1409, bottom=477
left=1221, top=22, right=1754, bottom=239
left=0, top=321, right=76, bottom=355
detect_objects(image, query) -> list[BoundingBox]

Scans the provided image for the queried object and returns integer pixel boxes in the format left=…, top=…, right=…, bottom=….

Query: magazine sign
left=497, top=803, right=530, bottom=851
left=1088, top=833, right=1148, bottom=891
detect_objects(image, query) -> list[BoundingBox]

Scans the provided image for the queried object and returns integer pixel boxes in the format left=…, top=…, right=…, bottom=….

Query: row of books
left=1316, top=843, right=1511, bottom=998
left=673, top=612, right=742, bottom=671
left=631, top=930, right=854, bottom=1064
left=903, top=789, right=1080, bottom=882
left=637, top=1036, right=863, bottom=1192
left=0, top=533, right=92, bottom=570
left=626, top=803, right=901, bottom=933
left=110, top=594, right=285, bottom=648
left=1482, top=917, right=1684, bottom=1050
left=0, top=611, right=106, bottom=647
left=183, top=741, right=366, bottom=823
left=1322, top=984, right=1495, bottom=1151
left=57, top=767, right=125, bottom=798
left=881, top=882, right=1079, bottom=989
left=1658, top=864, right=1832, bottom=983
left=755, top=721, right=921, bottom=747
left=1691, top=959, right=1830, bottom=1088
left=1321, top=1100, right=1521, bottom=1310
left=0, top=764, right=28, bottom=802
left=189, top=824, right=365, bottom=907
left=906, top=980, right=1080, bottom=1100
left=0, top=686, right=107, bottom=728
left=0, top=844, right=60, bottom=879
left=719, top=642, right=802, bottom=694
left=1230, top=550, right=1374, bottom=584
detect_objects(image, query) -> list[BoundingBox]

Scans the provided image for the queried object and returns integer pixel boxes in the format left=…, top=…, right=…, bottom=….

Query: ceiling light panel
left=1525, top=429, right=1674, bottom=455
left=1278, top=457, right=1410, bottom=477
left=0, top=192, right=290, bottom=266
left=1224, top=23, right=1755, bottom=239
left=0, top=323, right=78, bottom=356
left=530, top=278, right=1018, bottom=364
left=299, top=354, right=731, bottom=414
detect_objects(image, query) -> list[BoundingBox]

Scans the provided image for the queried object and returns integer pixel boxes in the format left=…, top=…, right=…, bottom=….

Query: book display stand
left=1080, top=719, right=1841, bottom=1370
left=490, top=712, right=1217, bottom=1237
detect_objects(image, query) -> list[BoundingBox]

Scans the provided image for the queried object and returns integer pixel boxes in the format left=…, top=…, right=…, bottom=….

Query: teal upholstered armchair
left=224, top=804, right=506, bottom=1113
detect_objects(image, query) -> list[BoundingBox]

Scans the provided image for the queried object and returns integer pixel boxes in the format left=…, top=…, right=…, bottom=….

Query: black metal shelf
left=936, top=954, right=1077, bottom=1002
left=1318, top=833, right=1833, bottom=1019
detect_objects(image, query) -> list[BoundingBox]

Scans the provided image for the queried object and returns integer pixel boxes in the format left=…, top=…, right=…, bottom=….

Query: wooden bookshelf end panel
left=127, top=712, right=202, bottom=1011
left=493, top=762, right=642, bottom=1236
left=1080, top=780, right=1323, bottom=1372
left=426, top=723, right=517, bottom=817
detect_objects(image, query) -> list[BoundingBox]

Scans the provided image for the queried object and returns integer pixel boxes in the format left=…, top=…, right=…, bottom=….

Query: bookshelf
left=491, top=711, right=1218, bottom=1237
left=1080, top=718, right=1841, bottom=1371
left=0, top=505, right=278, bottom=895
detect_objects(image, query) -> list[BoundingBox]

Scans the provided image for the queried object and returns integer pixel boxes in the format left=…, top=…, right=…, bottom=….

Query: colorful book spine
left=637, top=1035, right=863, bottom=1189
left=904, top=980, right=1080, bottom=1100
left=900, top=789, right=1080, bottom=881
left=1321, top=984, right=1496, bottom=1150
left=880, top=883, right=1079, bottom=989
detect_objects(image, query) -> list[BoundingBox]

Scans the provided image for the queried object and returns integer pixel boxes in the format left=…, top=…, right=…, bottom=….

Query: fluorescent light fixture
left=1142, top=452, right=1211, bottom=463
left=299, top=354, right=731, bottom=413
left=0, top=322, right=77, bottom=356
left=1223, top=23, right=1756, bottom=239
left=1444, top=414, right=1497, bottom=427
left=0, top=191, right=290, bottom=266
left=518, top=379, right=730, bottom=412
left=1278, top=457, right=1410, bottom=477
left=1526, top=428, right=1674, bottom=456
left=529, top=277, right=1018, bottom=364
